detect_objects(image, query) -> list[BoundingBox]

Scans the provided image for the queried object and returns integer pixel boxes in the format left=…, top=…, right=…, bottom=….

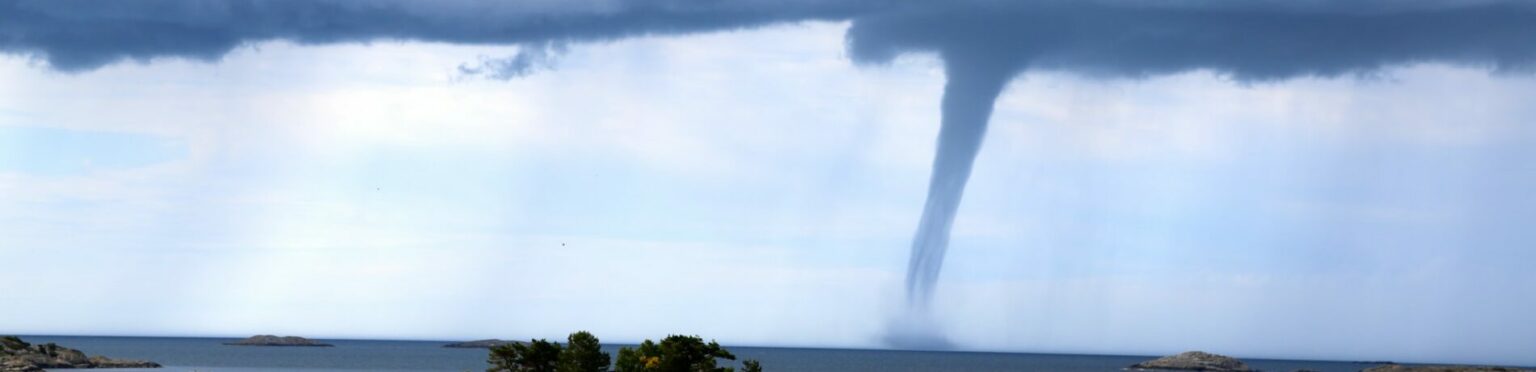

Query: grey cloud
left=847, top=1, right=1536, bottom=81
left=0, top=0, right=880, bottom=72
left=458, top=41, right=568, bottom=81
left=7, top=1, right=1536, bottom=80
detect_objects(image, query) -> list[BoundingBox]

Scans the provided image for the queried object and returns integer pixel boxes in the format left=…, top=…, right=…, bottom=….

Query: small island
left=2, top=336, right=160, bottom=372
left=223, top=335, right=333, bottom=347
left=444, top=339, right=520, bottom=349
left=1129, top=351, right=1252, bottom=371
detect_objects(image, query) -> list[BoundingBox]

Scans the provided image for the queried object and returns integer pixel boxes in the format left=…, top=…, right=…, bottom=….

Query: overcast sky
left=2, top=0, right=1535, bottom=367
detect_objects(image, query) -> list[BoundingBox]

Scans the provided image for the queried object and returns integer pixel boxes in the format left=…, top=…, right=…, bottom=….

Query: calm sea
left=19, top=336, right=1392, bottom=371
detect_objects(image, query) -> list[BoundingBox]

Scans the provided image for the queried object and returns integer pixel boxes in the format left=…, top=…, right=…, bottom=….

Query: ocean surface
left=20, top=336, right=1403, bottom=371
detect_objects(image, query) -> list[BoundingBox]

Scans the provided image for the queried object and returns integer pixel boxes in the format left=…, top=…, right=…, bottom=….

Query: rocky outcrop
left=443, top=339, right=519, bottom=349
left=0, top=339, right=25, bottom=354
left=0, top=358, right=41, bottom=372
left=1362, top=364, right=1528, bottom=372
left=1130, top=351, right=1252, bottom=371
left=1, top=336, right=160, bottom=371
left=90, top=356, right=164, bottom=368
left=224, top=335, right=333, bottom=347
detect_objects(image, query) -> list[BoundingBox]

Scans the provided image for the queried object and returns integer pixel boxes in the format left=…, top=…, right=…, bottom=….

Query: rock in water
left=0, top=336, right=160, bottom=371
left=1362, top=364, right=1528, bottom=372
left=224, top=335, right=334, bottom=347
left=90, top=356, right=164, bottom=368
left=443, top=339, right=519, bottom=348
left=1130, top=351, right=1252, bottom=371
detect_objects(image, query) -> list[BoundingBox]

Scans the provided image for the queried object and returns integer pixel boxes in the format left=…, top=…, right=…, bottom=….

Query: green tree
left=614, top=340, right=658, bottom=372
left=488, top=338, right=564, bottom=372
left=498, top=332, right=760, bottom=372
left=615, top=346, right=640, bottom=372
left=655, top=335, right=734, bottom=372
left=740, top=360, right=761, bottom=372
left=614, top=335, right=738, bottom=372
left=557, top=331, right=610, bottom=372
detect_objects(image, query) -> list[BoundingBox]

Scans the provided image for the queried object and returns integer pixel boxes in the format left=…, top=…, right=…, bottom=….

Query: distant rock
left=1362, top=364, right=1528, bottom=372
left=90, top=356, right=164, bottom=368
left=1129, top=351, right=1252, bottom=371
left=443, top=339, right=520, bottom=349
left=224, top=335, right=334, bottom=347
left=1, top=336, right=160, bottom=371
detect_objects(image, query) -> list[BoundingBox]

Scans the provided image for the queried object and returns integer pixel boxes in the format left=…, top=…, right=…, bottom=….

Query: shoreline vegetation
left=486, top=331, right=762, bottom=372
left=1, top=336, right=160, bottom=372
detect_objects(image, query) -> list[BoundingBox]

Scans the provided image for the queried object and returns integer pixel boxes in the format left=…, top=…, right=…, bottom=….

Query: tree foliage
left=558, top=331, right=611, bottom=372
left=491, top=332, right=758, bottom=372
left=614, top=335, right=740, bottom=372
left=614, top=339, right=657, bottom=372
left=488, top=338, right=564, bottom=372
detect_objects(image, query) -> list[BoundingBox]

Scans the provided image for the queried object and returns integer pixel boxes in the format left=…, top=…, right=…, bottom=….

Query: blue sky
left=2, top=1, right=1536, bottom=367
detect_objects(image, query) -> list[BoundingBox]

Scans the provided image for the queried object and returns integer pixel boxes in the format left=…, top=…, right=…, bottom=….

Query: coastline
left=10, top=335, right=1532, bottom=372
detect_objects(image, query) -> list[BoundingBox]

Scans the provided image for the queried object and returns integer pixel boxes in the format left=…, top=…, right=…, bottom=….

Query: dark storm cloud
left=5, top=0, right=1536, bottom=78
left=846, top=1, right=1536, bottom=81
left=0, top=0, right=882, bottom=72
left=6, top=1, right=1535, bottom=79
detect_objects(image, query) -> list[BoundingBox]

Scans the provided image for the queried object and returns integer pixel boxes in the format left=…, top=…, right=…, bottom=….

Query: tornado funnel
left=889, top=57, right=1014, bottom=349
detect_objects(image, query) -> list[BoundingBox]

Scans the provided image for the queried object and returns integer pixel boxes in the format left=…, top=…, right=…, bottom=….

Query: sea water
left=19, top=335, right=1405, bottom=371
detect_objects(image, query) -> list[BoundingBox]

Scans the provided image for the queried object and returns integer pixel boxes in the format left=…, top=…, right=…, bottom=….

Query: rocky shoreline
left=224, top=335, right=333, bottom=347
left=2, top=336, right=160, bottom=372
